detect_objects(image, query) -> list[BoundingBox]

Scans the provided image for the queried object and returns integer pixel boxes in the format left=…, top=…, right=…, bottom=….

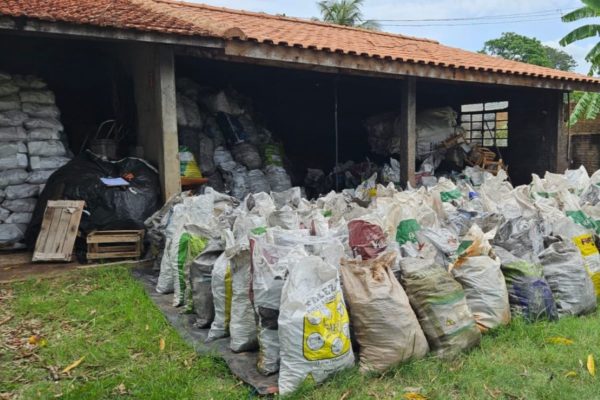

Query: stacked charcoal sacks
left=0, top=72, right=71, bottom=248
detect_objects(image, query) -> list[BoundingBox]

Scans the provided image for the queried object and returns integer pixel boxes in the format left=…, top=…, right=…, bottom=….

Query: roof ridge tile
left=151, top=0, right=440, bottom=44
left=1, top=0, right=599, bottom=85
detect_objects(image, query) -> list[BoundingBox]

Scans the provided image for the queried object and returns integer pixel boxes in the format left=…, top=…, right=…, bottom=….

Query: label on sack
left=440, top=188, right=462, bottom=202
left=572, top=234, right=599, bottom=258
left=396, top=219, right=421, bottom=245
left=456, top=240, right=474, bottom=257
left=566, top=210, right=599, bottom=233
left=303, top=291, right=351, bottom=361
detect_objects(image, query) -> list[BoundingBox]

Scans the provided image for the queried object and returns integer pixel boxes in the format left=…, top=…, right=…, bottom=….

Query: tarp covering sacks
left=494, top=247, right=558, bottom=322
left=450, top=225, right=511, bottom=332
left=278, top=255, right=354, bottom=395
left=539, top=241, right=597, bottom=317
left=26, top=150, right=160, bottom=248
left=399, top=257, right=481, bottom=358
left=340, top=252, right=429, bottom=372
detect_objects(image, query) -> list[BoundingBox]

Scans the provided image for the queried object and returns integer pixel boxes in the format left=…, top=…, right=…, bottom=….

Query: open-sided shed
left=2, top=0, right=600, bottom=200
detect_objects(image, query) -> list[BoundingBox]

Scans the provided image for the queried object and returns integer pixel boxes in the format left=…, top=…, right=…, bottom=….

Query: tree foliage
left=481, top=32, right=577, bottom=71
left=317, top=0, right=380, bottom=30
left=560, top=0, right=600, bottom=125
left=545, top=46, right=579, bottom=72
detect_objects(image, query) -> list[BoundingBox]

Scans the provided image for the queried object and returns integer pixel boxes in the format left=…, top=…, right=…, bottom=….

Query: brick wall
left=571, top=134, right=600, bottom=172
left=569, top=102, right=600, bottom=135
left=568, top=103, right=600, bottom=173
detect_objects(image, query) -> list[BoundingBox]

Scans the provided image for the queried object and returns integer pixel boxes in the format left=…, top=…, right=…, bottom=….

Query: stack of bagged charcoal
left=149, top=164, right=600, bottom=395
left=0, top=71, right=71, bottom=248
left=175, top=78, right=292, bottom=199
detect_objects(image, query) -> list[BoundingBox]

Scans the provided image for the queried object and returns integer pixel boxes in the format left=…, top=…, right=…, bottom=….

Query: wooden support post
left=554, top=92, right=569, bottom=172
left=155, top=46, right=180, bottom=201
left=400, top=77, right=417, bottom=187
left=131, top=43, right=180, bottom=202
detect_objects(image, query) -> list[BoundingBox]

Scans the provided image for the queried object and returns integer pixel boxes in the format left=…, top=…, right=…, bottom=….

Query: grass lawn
left=1, top=266, right=599, bottom=400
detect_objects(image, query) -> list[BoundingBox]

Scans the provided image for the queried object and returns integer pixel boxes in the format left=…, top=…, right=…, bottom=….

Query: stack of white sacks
left=0, top=71, right=70, bottom=248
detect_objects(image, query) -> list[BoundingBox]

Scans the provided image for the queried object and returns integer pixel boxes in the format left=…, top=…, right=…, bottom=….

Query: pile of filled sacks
left=150, top=164, right=600, bottom=395
left=0, top=72, right=71, bottom=248
left=175, top=78, right=292, bottom=198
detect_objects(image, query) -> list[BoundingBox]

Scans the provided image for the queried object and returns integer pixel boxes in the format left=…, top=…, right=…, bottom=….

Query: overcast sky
left=187, top=0, right=596, bottom=75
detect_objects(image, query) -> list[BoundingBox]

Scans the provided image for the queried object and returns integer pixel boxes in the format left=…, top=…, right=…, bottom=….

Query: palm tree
left=560, top=0, right=600, bottom=124
left=317, top=0, right=380, bottom=30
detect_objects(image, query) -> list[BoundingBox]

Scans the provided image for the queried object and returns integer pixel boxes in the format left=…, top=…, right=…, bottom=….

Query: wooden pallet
left=33, top=200, right=85, bottom=262
left=86, top=230, right=144, bottom=261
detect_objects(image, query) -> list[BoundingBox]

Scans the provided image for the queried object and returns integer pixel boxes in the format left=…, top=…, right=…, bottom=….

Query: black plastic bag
left=26, top=151, right=160, bottom=248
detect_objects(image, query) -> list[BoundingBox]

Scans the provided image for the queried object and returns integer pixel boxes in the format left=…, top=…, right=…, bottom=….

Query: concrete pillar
left=131, top=43, right=180, bottom=202
left=400, top=77, right=417, bottom=187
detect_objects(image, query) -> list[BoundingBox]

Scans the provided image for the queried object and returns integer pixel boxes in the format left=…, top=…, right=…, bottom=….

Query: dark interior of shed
left=0, top=34, right=136, bottom=157
left=176, top=55, right=546, bottom=186
left=0, top=34, right=561, bottom=188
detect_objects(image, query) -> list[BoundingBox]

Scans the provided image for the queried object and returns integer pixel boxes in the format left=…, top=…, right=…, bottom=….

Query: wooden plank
left=87, top=251, right=140, bottom=260
left=42, top=206, right=63, bottom=254
left=400, top=77, right=417, bottom=187
left=88, top=230, right=143, bottom=235
left=34, top=201, right=53, bottom=255
left=33, top=200, right=85, bottom=262
left=61, top=204, right=84, bottom=260
left=87, top=235, right=141, bottom=244
left=93, top=245, right=138, bottom=253
left=52, top=208, right=71, bottom=255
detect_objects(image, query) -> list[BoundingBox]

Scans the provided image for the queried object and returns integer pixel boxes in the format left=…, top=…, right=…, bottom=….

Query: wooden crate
left=33, top=200, right=85, bottom=262
left=86, top=230, right=144, bottom=261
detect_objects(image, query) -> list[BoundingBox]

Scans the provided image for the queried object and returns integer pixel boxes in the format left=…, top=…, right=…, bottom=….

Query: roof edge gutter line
left=222, top=40, right=600, bottom=92
left=0, top=15, right=225, bottom=49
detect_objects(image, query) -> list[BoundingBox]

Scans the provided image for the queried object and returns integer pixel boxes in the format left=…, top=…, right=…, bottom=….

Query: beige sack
left=340, top=252, right=429, bottom=372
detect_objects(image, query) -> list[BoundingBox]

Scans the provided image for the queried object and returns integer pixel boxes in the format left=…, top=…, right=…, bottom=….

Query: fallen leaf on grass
left=403, top=393, right=427, bottom=400
left=588, top=354, right=595, bottom=376
left=62, top=356, right=85, bottom=373
left=545, top=337, right=574, bottom=345
left=564, top=371, right=578, bottom=378
left=339, top=390, right=352, bottom=400
left=159, top=338, right=165, bottom=351
left=47, top=366, right=60, bottom=381
left=113, top=383, right=128, bottom=395
left=484, top=385, right=502, bottom=399
left=28, top=335, right=48, bottom=347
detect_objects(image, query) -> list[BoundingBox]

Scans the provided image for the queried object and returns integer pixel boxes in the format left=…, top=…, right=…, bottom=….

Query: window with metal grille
left=460, top=101, right=509, bottom=147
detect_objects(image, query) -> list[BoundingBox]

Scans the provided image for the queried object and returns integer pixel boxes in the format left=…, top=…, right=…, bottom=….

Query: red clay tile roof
left=2, top=0, right=599, bottom=85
